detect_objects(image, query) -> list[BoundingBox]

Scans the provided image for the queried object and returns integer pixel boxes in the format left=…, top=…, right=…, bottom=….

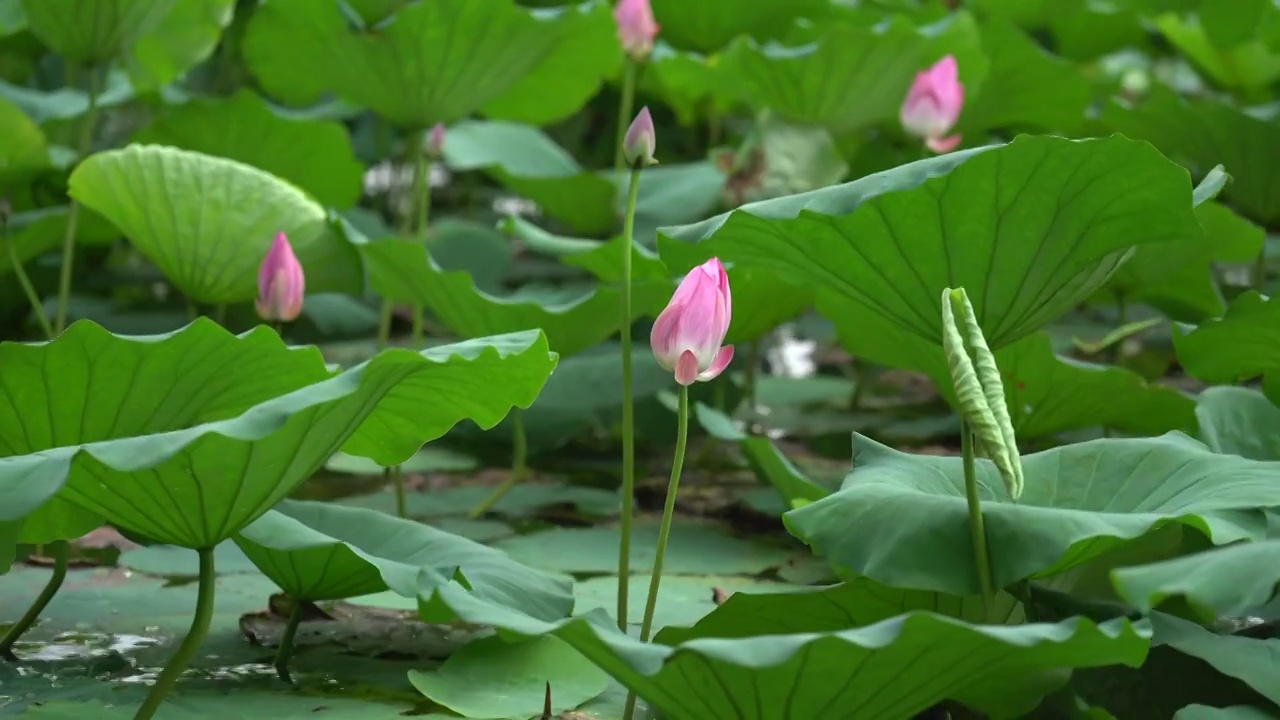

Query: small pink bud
left=623, top=107, right=657, bottom=168
left=650, top=257, right=734, bottom=386
left=614, top=0, right=659, bottom=61
left=255, top=232, right=305, bottom=322
left=427, top=122, right=446, bottom=157
left=900, top=55, right=964, bottom=154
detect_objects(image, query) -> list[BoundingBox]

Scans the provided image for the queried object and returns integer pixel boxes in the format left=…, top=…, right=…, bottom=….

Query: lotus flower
left=623, top=107, right=657, bottom=167
left=255, top=232, right=305, bottom=322
left=900, top=55, right=964, bottom=154
left=615, top=0, right=659, bottom=61
left=651, top=258, right=734, bottom=385
left=427, top=122, right=446, bottom=157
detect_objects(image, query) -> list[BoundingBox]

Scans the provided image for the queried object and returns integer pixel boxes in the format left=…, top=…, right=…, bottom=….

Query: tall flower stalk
left=54, top=66, right=103, bottom=333
left=0, top=200, right=54, bottom=341
left=615, top=108, right=657, bottom=633
left=940, top=287, right=1023, bottom=613
left=0, top=541, right=67, bottom=660
left=624, top=257, right=733, bottom=720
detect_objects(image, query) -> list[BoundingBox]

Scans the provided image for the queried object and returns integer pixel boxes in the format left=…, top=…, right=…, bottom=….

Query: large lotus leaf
left=480, top=1, right=622, bottom=126
left=1112, top=539, right=1280, bottom=619
left=0, top=205, right=119, bottom=278
left=657, top=578, right=1025, bottom=644
left=133, top=89, right=364, bottom=208
left=1101, top=86, right=1280, bottom=225
left=0, top=319, right=332, bottom=544
left=237, top=499, right=573, bottom=622
left=122, top=0, right=235, bottom=91
left=242, top=0, right=591, bottom=127
left=68, top=144, right=363, bottom=304
left=19, top=0, right=176, bottom=64
left=0, top=324, right=555, bottom=548
left=1153, top=12, right=1280, bottom=91
left=957, top=21, right=1090, bottom=136
left=785, top=432, right=1280, bottom=597
left=1173, top=292, right=1280, bottom=403
left=0, top=93, right=50, bottom=184
left=1176, top=706, right=1279, bottom=720
left=443, top=120, right=616, bottom=235
left=1106, top=199, right=1264, bottom=322
left=643, top=45, right=733, bottom=125
left=1149, top=612, right=1280, bottom=707
left=1196, top=386, right=1280, bottom=461
left=356, top=238, right=668, bottom=356
left=649, top=0, right=829, bottom=54
left=717, top=13, right=986, bottom=134
left=428, top=586, right=1150, bottom=720
left=660, top=134, right=1200, bottom=350
left=822, top=303, right=1196, bottom=439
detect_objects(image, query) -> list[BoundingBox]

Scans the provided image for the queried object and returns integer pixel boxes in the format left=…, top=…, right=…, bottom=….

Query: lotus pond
left=2, top=0, right=1280, bottom=718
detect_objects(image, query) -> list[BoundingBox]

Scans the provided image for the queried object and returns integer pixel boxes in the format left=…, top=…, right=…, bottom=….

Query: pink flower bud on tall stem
left=900, top=55, right=965, bottom=154
left=255, top=232, right=305, bottom=323
left=650, top=258, right=734, bottom=386
left=615, top=0, right=659, bottom=61
left=622, top=107, right=657, bottom=168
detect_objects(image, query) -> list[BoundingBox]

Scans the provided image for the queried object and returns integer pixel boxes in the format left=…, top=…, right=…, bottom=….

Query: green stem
left=1254, top=250, right=1268, bottom=293
left=390, top=464, right=406, bottom=519
left=743, top=338, right=760, bottom=424
left=213, top=304, right=226, bottom=326
left=3, top=218, right=55, bottom=340
left=410, top=306, right=424, bottom=343
left=962, top=421, right=994, bottom=613
left=849, top=358, right=867, bottom=409
left=616, top=165, right=643, bottom=633
left=186, top=298, right=199, bottom=322
left=0, top=541, right=68, bottom=660
left=377, top=300, right=394, bottom=348
left=133, top=546, right=216, bottom=720
left=54, top=66, right=101, bottom=334
left=612, top=60, right=639, bottom=179
left=623, top=385, right=690, bottom=720
left=273, top=600, right=304, bottom=684
left=468, top=410, right=528, bottom=519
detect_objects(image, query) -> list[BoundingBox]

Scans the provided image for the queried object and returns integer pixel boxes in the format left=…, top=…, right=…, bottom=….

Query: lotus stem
left=612, top=60, right=639, bottom=179
left=133, top=546, right=216, bottom=720
left=54, top=66, right=102, bottom=334
left=377, top=300, right=394, bottom=347
left=469, top=409, right=528, bottom=518
left=744, top=337, right=760, bottom=425
left=273, top=599, right=304, bottom=684
left=410, top=306, right=424, bottom=344
left=0, top=540, right=68, bottom=660
left=962, top=421, right=994, bottom=612
left=624, top=384, right=690, bottom=720
left=616, top=165, right=643, bottom=633
left=2, top=214, right=54, bottom=340
left=391, top=464, right=406, bottom=519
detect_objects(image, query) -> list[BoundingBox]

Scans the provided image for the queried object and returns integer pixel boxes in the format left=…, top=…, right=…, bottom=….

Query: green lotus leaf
left=1112, top=539, right=1280, bottom=619
left=1173, top=292, right=1280, bottom=403
left=236, top=499, right=573, bottom=622
left=0, top=321, right=555, bottom=548
left=786, top=432, right=1280, bottom=596
left=480, top=1, right=622, bottom=126
left=823, top=306, right=1195, bottom=439
left=1148, top=612, right=1280, bottom=708
left=1153, top=12, right=1280, bottom=91
left=356, top=236, right=667, bottom=356
left=68, top=144, right=363, bottom=304
left=1196, top=386, right=1280, bottom=461
left=427, top=586, right=1150, bottom=720
left=660, top=135, right=1200, bottom=350
left=1175, top=706, right=1279, bottom=720
left=133, top=89, right=365, bottom=208
left=717, top=13, right=985, bottom=134
left=19, top=0, right=176, bottom=64
left=1101, top=85, right=1280, bottom=225
left=649, top=0, right=829, bottom=53
left=0, top=319, right=332, bottom=544
left=0, top=93, right=50, bottom=184
left=121, top=0, right=234, bottom=91
left=443, top=120, right=617, bottom=235
left=242, top=0, right=598, bottom=127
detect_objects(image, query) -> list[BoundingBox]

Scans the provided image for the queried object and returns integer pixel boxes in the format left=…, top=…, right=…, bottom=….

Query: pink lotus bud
left=900, top=55, right=964, bottom=154
left=427, top=122, right=446, bottom=157
left=623, top=107, right=657, bottom=168
left=615, top=0, right=659, bottom=61
left=255, top=232, right=305, bottom=322
left=650, top=258, right=734, bottom=386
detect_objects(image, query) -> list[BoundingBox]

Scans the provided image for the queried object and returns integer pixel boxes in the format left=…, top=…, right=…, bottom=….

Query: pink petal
left=675, top=350, right=699, bottom=385
left=926, top=134, right=963, bottom=153
left=696, top=345, right=734, bottom=382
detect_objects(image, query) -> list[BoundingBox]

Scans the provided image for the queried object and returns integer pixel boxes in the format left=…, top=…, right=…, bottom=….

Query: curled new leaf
left=942, top=288, right=1023, bottom=499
